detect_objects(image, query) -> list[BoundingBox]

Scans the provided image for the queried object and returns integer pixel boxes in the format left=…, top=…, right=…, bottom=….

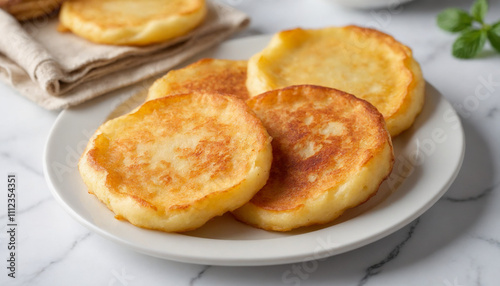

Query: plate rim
left=43, top=34, right=465, bottom=266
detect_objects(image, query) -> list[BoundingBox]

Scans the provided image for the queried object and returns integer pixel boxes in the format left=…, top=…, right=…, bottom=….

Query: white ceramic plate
left=43, top=35, right=465, bottom=266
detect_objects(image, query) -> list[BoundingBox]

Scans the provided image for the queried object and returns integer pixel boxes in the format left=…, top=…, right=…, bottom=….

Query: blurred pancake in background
left=59, top=0, right=207, bottom=45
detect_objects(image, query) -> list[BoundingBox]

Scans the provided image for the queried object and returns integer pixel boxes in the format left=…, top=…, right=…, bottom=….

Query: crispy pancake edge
left=246, top=25, right=425, bottom=137
left=78, top=92, right=273, bottom=232
left=147, top=58, right=249, bottom=101
left=232, top=85, right=394, bottom=231
left=59, top=0, right=207, bottom=45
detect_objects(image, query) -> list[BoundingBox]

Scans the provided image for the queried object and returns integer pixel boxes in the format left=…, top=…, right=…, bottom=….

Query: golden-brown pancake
left=246, top=26, right=425, bottom=137
left=147, top=58, right=249, bottom=101
left=59, top=0, right=206, bottom=45
left=79, top=92, right=272, bottom=232
left=232, top=85, right=394, bottom=231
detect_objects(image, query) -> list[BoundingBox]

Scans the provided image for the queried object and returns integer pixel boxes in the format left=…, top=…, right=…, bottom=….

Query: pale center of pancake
left=266, top=29, right=412, bottom=118
left=294, top=120, right=346, bottom=159
left=247, top=86, right=387, bottom=211
left=92, top=95, right=266, bottom=209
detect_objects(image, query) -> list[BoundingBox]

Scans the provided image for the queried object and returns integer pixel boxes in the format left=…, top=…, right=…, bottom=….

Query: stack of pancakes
left=79, top=26, right=425, bottom=232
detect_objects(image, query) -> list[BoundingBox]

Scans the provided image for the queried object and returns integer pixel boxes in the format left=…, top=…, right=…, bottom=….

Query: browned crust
left=246, top=85, right=390, bottom=211
left=152, top=58, right=249, bottom=101
left=252, top=25, right=422, bottom=136
left=84, top=92, right=269, bottom=213
left=343, top=25, right=422, bottom=133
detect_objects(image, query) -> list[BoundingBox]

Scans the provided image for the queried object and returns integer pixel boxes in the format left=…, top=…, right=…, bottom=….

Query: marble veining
left=475, top=236, right=500, bottom=250
left=442, top=182, right=499, bottom=203
left=0, top=150, right=44, bottom=178
left=358, top=218, right=421, bottom=286
left=24, top=232, right=92, bottom=285
left=487, top=107, right=499, bottom=118
left=0, top=196, right=51, bottom=221
left=190, top=265, right=212, bottom=286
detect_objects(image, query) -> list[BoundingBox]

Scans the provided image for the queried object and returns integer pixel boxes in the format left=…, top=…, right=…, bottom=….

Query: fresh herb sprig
left=437, top=0, right=500, bottom=59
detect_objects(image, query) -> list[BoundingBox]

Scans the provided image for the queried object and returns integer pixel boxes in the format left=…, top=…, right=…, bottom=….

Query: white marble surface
left=1, top=0, right=500, bottom=285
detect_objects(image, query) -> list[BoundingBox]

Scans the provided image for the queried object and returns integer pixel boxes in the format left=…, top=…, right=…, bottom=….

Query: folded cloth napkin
left=0, top=1, right=249, bottom=110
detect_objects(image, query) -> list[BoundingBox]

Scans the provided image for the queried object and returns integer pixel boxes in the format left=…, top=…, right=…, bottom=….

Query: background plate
left=43, top=35, right=465, bottom=266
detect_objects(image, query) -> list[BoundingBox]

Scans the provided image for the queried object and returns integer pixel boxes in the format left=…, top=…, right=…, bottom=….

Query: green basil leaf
left=470, top=0, right=488, bottom=24
left=437, top=8, right=473, bottom=32
left=487, top=22, right=500, bottom=52
left=452, top=29, right=487, bottom=59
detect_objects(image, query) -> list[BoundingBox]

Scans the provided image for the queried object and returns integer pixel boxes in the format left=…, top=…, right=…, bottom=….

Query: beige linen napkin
left=0, top=1, right=249, bottom=110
